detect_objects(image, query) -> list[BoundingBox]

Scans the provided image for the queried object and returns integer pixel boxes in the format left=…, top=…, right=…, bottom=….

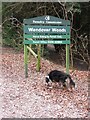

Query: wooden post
left=41, top=45, right=44, bottom=57
left=24, top=45, right=28, bottom=77
left=28, top=44, right=32, bottom=60
left=66, top=44, right=69, bottom=74
left=36, top=44, right=41, bottom=71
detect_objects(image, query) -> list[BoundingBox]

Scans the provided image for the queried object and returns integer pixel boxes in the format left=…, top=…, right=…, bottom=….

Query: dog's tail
left=67, top=74, right=75, bottom=87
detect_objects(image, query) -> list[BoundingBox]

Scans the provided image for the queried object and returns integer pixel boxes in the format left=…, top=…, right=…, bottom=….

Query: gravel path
left=1, top=47, right=89, bottom=118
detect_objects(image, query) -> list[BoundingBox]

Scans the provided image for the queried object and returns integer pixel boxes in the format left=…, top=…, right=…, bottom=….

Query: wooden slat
left=24, top=34, right=70, bottom=39
left=23, top=15, right=70, bottom=25
left=24, top=25, right=70, bottom=34
left=23, top=40, right=70, bottom=44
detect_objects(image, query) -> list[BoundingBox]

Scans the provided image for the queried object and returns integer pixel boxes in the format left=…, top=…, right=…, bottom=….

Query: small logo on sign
left=45, top=16, right=50, bottom=21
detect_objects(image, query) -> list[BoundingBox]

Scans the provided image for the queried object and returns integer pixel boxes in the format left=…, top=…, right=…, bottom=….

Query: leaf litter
left=1, top=47, right=89, bottom=118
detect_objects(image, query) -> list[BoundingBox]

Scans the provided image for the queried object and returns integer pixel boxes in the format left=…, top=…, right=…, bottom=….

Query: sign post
left=24, top=45, right=28, bottom=77
left=23, top=15, right=71, bottom=77
left=66, top=44, right=69, bottom=74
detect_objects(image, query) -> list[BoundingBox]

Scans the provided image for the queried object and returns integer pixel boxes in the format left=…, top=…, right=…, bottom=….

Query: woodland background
left=2, top=2, right=90, bottom=69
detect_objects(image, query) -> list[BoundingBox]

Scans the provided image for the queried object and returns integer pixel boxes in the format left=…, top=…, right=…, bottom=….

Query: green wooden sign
left=23, top=15, right=71, bottom=77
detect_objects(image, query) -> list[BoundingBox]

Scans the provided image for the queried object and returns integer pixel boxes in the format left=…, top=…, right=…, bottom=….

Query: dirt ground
left=1, top=47, right=89, bottom=118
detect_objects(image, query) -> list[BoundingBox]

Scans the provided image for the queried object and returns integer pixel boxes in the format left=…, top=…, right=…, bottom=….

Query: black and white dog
left=45, top=70, right=75, bottom=90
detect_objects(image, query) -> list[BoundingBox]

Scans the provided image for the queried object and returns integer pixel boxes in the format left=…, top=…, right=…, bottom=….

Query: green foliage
left=2, top=3, right=23, bottom=50
left=2, top=20, right=23, bottom=49
left=66, top=2, right=81, bottom=13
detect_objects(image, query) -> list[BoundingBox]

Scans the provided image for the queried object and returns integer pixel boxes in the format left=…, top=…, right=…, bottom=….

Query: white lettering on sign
left=33, top=41, right=40, bottom=44
left=28, top=28, right=66, bottom=33
left=28, top=28, right=50, bottom=32
left=55, top=41, right=62, bottom=44
left=48, top=41, right=54, bottom=44
left=45, top=16, right=50, bottom=21
left=40, top=41, right=47, bottom=44
left=46, top=21, right=62, bottom=24
left=52, top=28, right=66, bottom=32
left=33, top=20, right=62, bottom=24
left=32, top=35, right=62, bottom=39
left=33, top=20, right=44, bottom=24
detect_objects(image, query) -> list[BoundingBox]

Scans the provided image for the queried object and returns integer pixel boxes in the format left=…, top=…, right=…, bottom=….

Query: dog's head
left=45, top=76, right=50, bottom=83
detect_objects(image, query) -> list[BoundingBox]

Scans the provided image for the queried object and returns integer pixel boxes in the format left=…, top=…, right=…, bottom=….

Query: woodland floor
left=0, top=46, right=89, bottom=118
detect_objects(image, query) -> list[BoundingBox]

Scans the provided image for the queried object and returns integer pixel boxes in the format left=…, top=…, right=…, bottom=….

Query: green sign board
left=23, top=15, right=70, bottom=44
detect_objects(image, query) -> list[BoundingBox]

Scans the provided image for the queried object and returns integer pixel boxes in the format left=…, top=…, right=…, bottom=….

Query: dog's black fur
left=46, top=70, right=75, bottom=89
